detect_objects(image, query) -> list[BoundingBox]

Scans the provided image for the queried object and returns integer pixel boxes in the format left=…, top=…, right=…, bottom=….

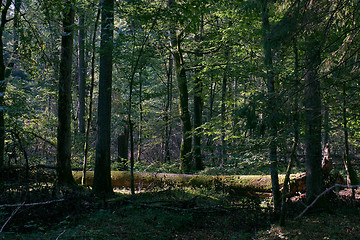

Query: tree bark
left=168, top=0, right=192, bottom=173
left=77, top=8, right=87, bottom=134
left=56, top=0, right=76, bottom=186
left=137, top=72, right=143, bottom=162
left=117, top=129, right=128, bottom=170
left=0, top=0, right=12, bottom=170
left=262, top=0, right=280, bottom=213
left=304, top=35, right=322, bottom=203
left=220, top=49, right=228, bottom=166
left=193, top=16, right=204, bottom=171
left=163, top=53, right=173, bottom=163
left=93, top=0, right=114, bottom=195
left=82, top=6, right=101, bottom=186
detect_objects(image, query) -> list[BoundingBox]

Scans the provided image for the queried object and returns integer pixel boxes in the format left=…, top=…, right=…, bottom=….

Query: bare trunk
left=304, top=36, right=322, bottom=203
left=78, top=10, right=86, bottom=134
left=56, top=0, right=76, bottom=185
left=0, top=0, right=12, bottom=170
left=262, top=0, right=280, bottom=213
left=193, top=17, right=204, bottom=170
left=93, top=0, right=114, bottom=195
left=82, top=7, right=101, bottom=186
left=164, top=54, right=173, bottom=163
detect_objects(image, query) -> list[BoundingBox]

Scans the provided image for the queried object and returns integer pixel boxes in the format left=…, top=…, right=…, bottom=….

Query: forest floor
left=0, top=167, right=359, bottom=239
left=0, top=184, right=359, bottom=240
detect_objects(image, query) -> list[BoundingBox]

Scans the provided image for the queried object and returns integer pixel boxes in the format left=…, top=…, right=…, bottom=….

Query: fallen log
left=73, top=171, right=304, bottom=194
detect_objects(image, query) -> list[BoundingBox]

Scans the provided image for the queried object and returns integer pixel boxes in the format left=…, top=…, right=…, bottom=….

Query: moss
left=73, top=171, right=305, bottom=194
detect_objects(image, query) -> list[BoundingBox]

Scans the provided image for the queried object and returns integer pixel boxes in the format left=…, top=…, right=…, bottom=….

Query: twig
left=294, top=184, right=359, bottom=220
left=55, top=230, right=66, bottom=240
left=0, top=199, right=64, bottom=208
left=0, top=201, right=25, bottom=233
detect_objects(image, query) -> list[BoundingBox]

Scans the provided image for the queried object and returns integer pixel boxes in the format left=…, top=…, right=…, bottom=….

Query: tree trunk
left=82, top=7, right=101, bottom=186
left=93, top=0, right=114, bottom=195
left=0, top=0, right=12, bottom=170
left=322, top=104, right=330, bottom=147
left=220, top=50, right=228, bottom=166
left=193, top=17, right=204, bottom=171
left=56, top=0, right=76, bottom=186
left=304, top=36, right=322, bottom=203
left=164, top=53, right=173, bottom=163
left=193, top=74, right=203, bottom=170
left=77, top=9, right=86, bottom=134
left=175, top=49, right=192, bottom=173
left=262, top=0, right=280, bottom=213
left=137, top=72, right=143, bottom=162
left=117, top=129, right=128, bottom=170
left=279, top=40, right=300, bottom=226
left=168, top=0, right=192, bottom=173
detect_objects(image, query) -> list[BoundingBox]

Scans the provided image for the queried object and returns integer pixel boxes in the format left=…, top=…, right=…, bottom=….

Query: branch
left=294, top=184, right=359, bottom=220
left=55, top=230, right=66, bottom=240
left=0, top=201, right=25, bottom=233
left=0, top=198, right=64, bottom=208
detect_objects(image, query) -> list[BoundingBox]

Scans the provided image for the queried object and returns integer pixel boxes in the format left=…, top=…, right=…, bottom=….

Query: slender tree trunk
left=117, top=128, right=128, bottom=170
left=0, top=0, right=12, bottom=170
left=82, top=7, right=101, bottom=186
left=78, top=8, right=86, bottom=134
left=175, top=48, right=192, bottom=173
left=168, top=0, right=192, bottom=173
left=342, top=87, right=358, bottom=197
left=279, top=39, right=300, bottom=226
left=93, top=0, right=114, bottom=195
left=128, top=71, right=135, bottom=195
left=262, top=0, right=280, bottom=213
left=193, top=16, right=204, bottom=170
left=164, top=54, right=173, bottom=163
left=343, top=87, right=349, bottom=158
left=207, top=80, right=216, bottom=163
left=137, top=72, right=143, bottom=162
left=13, top=0, right=21, bottom=55
left=304, top=36, right=322, bottom=203
left=322, top=104, right=330, bottom=147
left=220, top=59, right=228, bottom=166
left=56, top=0, right=76, bottom=186
left=193, top=74, right=203, bottom=170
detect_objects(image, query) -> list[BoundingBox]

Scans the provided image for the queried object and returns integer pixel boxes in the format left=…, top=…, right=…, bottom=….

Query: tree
left=77, top=3, right=87, bottom=134
left=193, top=13, right=204, bottom=171
left=93, top=0, right=114, bottom=195
left=56, top=0, right=77, bottom=185
left=262, top=0, right=280, bottom=213
left=304, top=34, right=322, bottom=203
left=167, top=0, right=192, bottom=173
left=0, top=0, right=12, bottom=170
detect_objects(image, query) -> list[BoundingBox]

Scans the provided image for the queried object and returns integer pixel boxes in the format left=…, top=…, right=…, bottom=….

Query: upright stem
left=82, top=7, right=101, bottom=186
left=262, top=0, right=280, bottom=213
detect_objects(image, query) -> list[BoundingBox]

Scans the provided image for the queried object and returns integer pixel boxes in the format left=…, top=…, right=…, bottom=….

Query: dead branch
left=0, top=199, right=64, bottom=208
left=0, top=201, right=25, bottom=233
left=294, top=184, right=359, bottom=220
left=55, top=230, right=66, bottom=240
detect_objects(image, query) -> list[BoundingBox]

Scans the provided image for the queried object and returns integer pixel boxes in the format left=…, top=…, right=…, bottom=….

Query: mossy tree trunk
left=168, top=0, right=192, bottom=173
